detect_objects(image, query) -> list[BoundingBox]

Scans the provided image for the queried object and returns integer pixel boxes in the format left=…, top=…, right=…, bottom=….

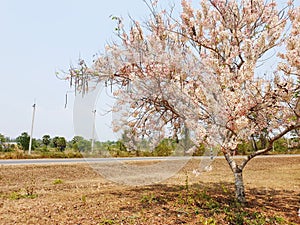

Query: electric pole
left=28, top=102, right=36, bottom=155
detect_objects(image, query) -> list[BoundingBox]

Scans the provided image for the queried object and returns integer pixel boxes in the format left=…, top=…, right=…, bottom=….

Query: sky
left=0, top=0, right=297, bottom=141
left=0, top=0, right=150, bottom=141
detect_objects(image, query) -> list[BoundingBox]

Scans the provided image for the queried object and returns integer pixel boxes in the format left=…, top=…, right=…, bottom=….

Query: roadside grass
left=0, top=150, right=83, bottom=159
left=0, top=147, right=299, bottom=160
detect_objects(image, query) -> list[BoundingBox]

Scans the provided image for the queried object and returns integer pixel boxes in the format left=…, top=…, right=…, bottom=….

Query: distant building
left=1, top=142, right=18, bottom=149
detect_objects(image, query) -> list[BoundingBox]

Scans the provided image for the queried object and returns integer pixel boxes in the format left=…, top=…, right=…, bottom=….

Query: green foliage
left=51, top=136, right=58, bottom=148
left=52, top=179, right=63, bottom=185
left=52, top=136, right=67, bottom=151
left=198, top=216, right=217, bottom=225
left=39, top=145, right=49, bottom=152
left=0, top=143, right=16, bottom=152
left=141, top=193, right=157, bottom=204
left=81, top=195, right=87, bottom=203
left=273, top=138, right=288, bottom=153
left=1, top=130, right=298, bottom=158
left=236, top=137, right=297, bottom=155
left=116, top=140, right=127, bottom=151
left=0, top=133, right=5, bottom=143
left=71, top=136, right=91, bottom=152
left=8, top=191, right=22, bottom=200
left=272, top=216, right=286, bottom=224
left=57, top=137, right=67, bottom=151
left=192, top=143, right=206, bottom=156
left=0, top=149, right=83, bottom=159
left=9, top=191, right=38, bottom=200
left=16, top=132, right=37, bottom=151
left=96, top=140, right=131, bottom=157
left=140, top=193, right=166, bottom=207
left=153, top=138, right=175, bottom=156
left=42, top=134, right=51, bottom=147
left=16, top=132, right=30, bottom=150
left=237, top=140, right=254, bottom=155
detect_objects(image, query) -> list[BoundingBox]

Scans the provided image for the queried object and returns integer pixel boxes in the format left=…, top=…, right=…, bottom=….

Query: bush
left=153, top=139, right=175, bottom=156
left=273, top=138, right=288, bottom=153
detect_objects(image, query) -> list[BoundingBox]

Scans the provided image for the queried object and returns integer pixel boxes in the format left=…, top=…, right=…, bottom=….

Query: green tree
left=0, top=133, right=5, bottom=151
left=16, top=132, right=30, bottom=150
left=153, top=139, right=175, bottom=156
left=51, top=136, right=59, bottom=148
left=42, top=135, right=51, bottom=148
left=71, top=136, right=91, bottom=152
left=57, top=137, right=67, bottom=151
left=0, top=133, right=5, bottom=143
left=51, top=136, right=67, bottom=151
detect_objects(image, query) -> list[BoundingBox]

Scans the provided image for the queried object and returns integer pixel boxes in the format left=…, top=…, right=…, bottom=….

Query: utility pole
left=91, top=109, right=96, bottom=152
left=28, top=102, right=36, bottom=155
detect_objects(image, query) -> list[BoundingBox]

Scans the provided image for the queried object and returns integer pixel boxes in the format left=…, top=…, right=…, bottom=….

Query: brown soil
left=0, top=156, right=299, bottom=224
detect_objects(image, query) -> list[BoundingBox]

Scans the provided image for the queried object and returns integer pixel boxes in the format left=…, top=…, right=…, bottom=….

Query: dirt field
left=0, top=156, right=299, bottom=224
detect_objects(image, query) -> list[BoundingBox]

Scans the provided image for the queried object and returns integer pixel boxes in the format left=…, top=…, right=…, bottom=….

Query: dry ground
left=0, top=156, right=299, bottom=224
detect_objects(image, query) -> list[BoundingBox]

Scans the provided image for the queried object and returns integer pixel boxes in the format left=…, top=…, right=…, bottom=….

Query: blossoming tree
left=68, top=0, right=300, bottom=203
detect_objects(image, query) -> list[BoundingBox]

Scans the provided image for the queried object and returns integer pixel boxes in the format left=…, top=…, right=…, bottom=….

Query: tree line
left=0, top=131, right=299, bottom=157
left=0, top=132, right=91, bottom=153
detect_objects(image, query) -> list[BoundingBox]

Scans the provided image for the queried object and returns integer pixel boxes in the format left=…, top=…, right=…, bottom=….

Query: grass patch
left=52, top=179, right=63, bottom=185
left=9, top=191, right=38, bottom=200
left=0, top=150, right=83, bottom=159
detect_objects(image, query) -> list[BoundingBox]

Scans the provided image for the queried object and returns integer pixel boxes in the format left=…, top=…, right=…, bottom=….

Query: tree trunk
left=224, top=152, right=246, bottom=203
left=233, top=169, right=246, bottom=204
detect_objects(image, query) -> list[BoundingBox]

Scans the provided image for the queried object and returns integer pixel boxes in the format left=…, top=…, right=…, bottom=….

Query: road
left=0, top=156, right=191, bottom=165
left=0, top=154, right=299, bottom=165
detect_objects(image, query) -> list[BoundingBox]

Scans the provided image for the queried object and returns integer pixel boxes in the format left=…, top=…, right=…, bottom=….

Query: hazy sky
left=0, top=0, right=150, bottom=140
left=0, top=0, right=296, bottom=141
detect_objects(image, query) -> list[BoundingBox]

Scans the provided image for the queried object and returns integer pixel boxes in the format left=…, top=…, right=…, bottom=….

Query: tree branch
left=240, top=122, right=300, bottom=169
